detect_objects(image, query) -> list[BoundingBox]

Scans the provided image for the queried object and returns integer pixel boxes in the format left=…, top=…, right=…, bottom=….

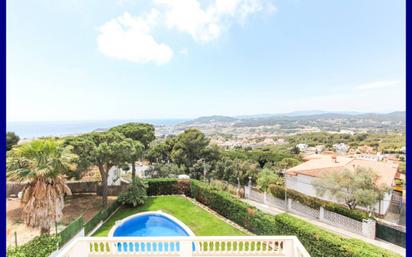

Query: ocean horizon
left=7, top=119, right=187, bottom=139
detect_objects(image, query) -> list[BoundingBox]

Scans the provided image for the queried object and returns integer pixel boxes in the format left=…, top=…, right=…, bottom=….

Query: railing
left=55, top=236, right=310, bottom=257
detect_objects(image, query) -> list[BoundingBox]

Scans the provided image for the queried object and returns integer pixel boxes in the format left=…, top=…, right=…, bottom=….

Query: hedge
left=84, top=201, right=120, bottom=235
left=6, top=235, right=60, bottom=257
left=269, top=184, right=370, bottom=221
left=146, top=178, right=191, bottom=196
left=59, top=215, right=84, bottom=247
left=274, top=213, right=398, bottom=257
left=191, top=180, right=400, bottom=257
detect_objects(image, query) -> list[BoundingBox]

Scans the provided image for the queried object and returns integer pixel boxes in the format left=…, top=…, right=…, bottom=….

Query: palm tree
left=7, top=139, right=78, bottom=234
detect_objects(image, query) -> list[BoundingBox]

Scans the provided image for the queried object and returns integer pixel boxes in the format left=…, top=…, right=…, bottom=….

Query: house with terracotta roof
left=285, top=154, right=398, bottom=215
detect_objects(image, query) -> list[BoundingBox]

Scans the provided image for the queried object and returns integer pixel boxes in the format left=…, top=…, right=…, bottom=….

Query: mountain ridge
left=181, top=111, right=405, bottom=125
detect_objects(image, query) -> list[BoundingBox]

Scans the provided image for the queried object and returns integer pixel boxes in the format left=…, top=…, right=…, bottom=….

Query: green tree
left=127, top=140, right=144, bottom=181
left=117, top=177, right=148, bottom=207
left=6, top=131, right=20, bottom=151
left=212, top=157, right=259, bottom=184
left=146, top=136, right=177, bottom=163
left=171, top=129, right=213, bottom=169
left=256, top=168, right=283, bottom=193
left=110, top=123, right=155, bottom=180
left=148, top=162, right=186, bottom=178
left=249, top=146, right=296, bottom=168
left=314, top=167, right=391, bottom=210
left=65, top=132, right=134, bottom=206
left=109, top=123, right=155, bottom=148
left=276, top=157, right=301, bottom=170
left=6, top=139, right=78, bottom=234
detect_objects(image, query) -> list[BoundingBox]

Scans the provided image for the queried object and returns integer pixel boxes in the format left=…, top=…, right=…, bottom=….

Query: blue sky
left=7, top=0, right=405, bottom=121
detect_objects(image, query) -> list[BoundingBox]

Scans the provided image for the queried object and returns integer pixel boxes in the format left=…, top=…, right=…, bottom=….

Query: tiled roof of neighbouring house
left=286, top=154, right=398, bottom=187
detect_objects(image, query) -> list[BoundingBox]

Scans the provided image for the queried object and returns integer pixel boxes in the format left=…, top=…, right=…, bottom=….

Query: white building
left=296, top=143, right=308, bottom=152
left=332, top=143, right=349, bottom=153
left=285, top=154, right=398, bottom=215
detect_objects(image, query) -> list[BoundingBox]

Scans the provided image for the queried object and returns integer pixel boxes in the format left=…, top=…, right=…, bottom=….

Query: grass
left=93, top=195, right=246, bottom=236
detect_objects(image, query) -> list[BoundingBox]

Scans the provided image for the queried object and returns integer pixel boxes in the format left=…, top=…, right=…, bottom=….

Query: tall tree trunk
left=131, top=162, right=136, bottom=182
left=98, top=164, right=108, bottom=207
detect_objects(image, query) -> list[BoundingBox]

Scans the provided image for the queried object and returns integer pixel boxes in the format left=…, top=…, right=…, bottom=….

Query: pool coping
left=108, top=210, right=196, bottom=237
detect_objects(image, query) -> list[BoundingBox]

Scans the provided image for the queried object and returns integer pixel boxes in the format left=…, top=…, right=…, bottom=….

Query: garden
left=93, top=195, right=246, bottom=236
left=5, top=123, right=404, bottom=257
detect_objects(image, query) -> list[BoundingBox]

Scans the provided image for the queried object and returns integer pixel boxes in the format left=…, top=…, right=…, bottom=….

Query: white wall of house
left=285, top=174, right=392, bottom=215
left=285, top=175, right=320, bottom=199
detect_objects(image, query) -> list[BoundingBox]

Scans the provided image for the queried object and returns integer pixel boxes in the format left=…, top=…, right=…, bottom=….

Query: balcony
left=55, top=236, right=310, bottom=257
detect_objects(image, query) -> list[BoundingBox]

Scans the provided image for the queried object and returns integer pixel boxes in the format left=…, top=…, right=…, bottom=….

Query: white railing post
left=288, top=198, right=292, bottom=211
left=67, top=240, right=89, bottom=257
left=282, top=239, right=295, bottom=257
left=362, top=219, right=376, bottom=239
left=263, top=192, right=268, bottom=205
left=53, top=236, right=310, bottom=257
left=319, top=206, right=325, bottom=221
left=245, top=186, right=251, bottom=198
left=180, top=239, right=193, bottom=257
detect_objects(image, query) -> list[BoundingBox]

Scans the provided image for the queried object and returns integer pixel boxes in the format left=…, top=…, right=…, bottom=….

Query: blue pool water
left=113, top=213, right=191, bottom=237
left=112, top=213, right=193, bottom=253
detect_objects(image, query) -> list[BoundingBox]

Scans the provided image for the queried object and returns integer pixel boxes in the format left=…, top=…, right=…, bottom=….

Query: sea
left=7, top=119, right=187, bottom=139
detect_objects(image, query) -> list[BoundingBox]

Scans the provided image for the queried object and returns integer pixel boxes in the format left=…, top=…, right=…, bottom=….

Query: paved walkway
left=242, top=199, right=406, bottom=257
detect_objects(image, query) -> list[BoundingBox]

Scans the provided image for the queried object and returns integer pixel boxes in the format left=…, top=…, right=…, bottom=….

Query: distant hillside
left=179, top=111, right=405, bottom=133
left=181, top=115, right=238, bottom=125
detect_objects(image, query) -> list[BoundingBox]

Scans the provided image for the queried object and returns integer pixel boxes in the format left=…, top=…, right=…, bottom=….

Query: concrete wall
left=6, top=182, right=25, bottom=196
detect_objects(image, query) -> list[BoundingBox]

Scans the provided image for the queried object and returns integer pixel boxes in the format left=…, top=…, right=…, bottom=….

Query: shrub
left=146, top=178, right=191, bottom=196
left=274, top=213, right=398, bottom=257
left=268, top=184, right=286, bottom=199
left=190, top=180, right=400, bottom=257
left=6, top=235, right=60, bottom=257
left=117, top=177, right=148, bottom=207
left=59, top=215, right=84, bottom=247
left=209, top=180, right=238, bottom=195
left=191, top=180, right=283, bottom=234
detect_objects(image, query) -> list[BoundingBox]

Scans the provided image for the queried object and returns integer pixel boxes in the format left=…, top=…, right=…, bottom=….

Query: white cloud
left=354, top=80, right=404, bottom=91
left=154, top=0, right=276, bottom=42
left=97, top=11, right=173, bottom=65
left=97, top=0, right=276, bottom=64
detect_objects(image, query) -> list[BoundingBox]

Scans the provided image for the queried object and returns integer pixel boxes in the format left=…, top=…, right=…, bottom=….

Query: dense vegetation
left=6, top=235, right=60, bottom=257
left=146, top=129, right=302, bottom=184
left=284, top=132, right=405, bottom=153
left=64, top=123, right=155, bottom=206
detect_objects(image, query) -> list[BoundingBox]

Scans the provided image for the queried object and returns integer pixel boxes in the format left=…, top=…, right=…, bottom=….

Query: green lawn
left=93, top=195, right=246, bottom=236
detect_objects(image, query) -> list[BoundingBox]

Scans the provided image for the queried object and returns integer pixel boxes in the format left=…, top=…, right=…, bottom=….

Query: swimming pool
left=109, top=211, right=195, bottom=253
left=110, top=211, right=194, bottom=237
